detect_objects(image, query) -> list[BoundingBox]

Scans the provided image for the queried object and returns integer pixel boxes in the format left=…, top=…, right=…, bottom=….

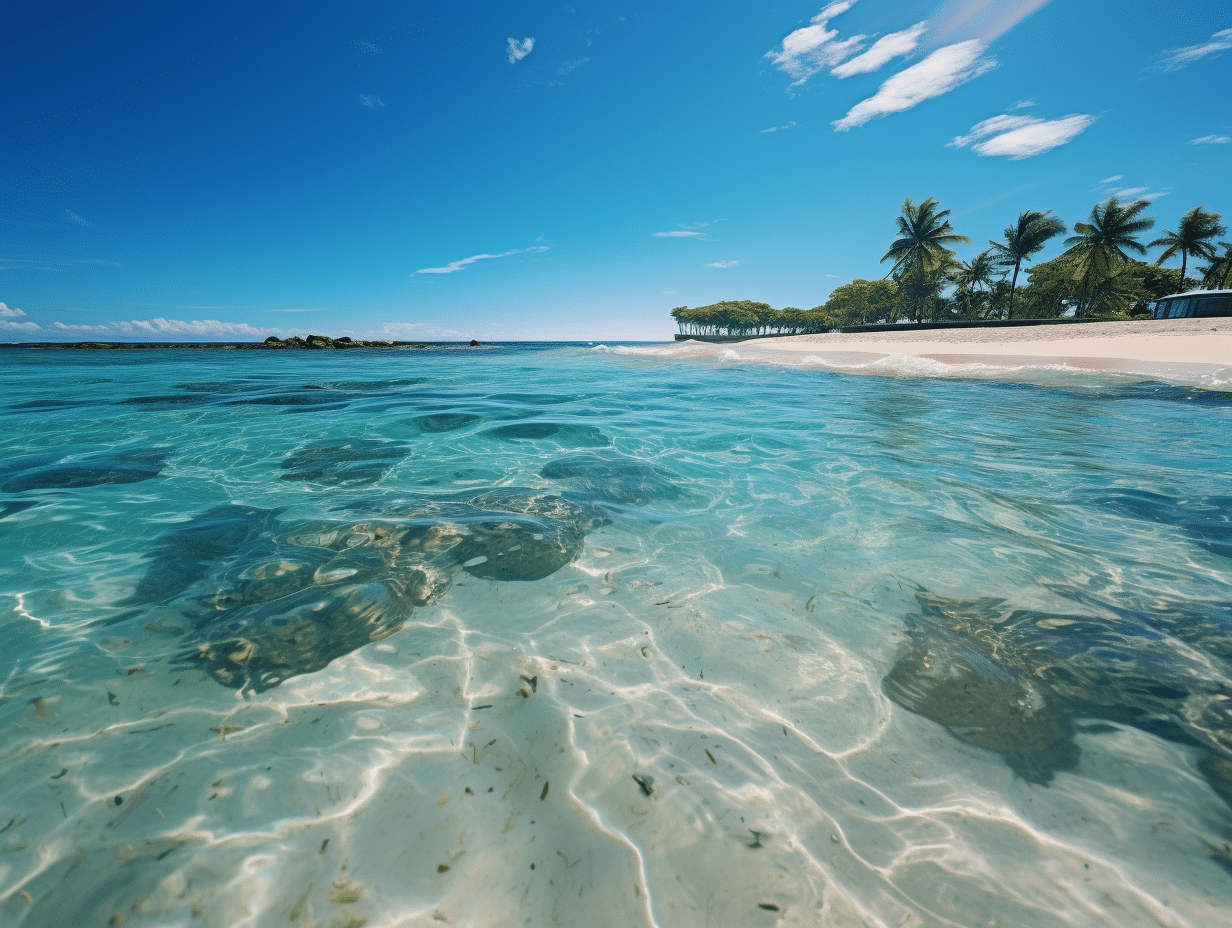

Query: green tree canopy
left=818, top=279, right=899, bottom=327
left=881, top=197, right=970, bottom=322
left=1149, top=206, right=1227, bottom=291
left=1062, top=197, right=1155, bottom=316
left=988, top=209, right=1067, bottom=320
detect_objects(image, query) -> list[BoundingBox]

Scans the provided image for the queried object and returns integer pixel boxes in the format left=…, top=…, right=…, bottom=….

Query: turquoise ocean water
left=1, top=341, right=1230, bottom=927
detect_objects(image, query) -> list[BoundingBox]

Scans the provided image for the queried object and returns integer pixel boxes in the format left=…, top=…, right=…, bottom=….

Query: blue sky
left=3, top=0, right=1229, bottom=341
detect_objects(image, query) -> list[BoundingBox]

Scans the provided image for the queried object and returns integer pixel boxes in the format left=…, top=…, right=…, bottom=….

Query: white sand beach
left=750, top=317, right=1232, bottom=376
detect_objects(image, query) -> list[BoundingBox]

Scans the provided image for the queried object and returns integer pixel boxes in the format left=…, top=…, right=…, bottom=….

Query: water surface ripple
left=0, top=343, right=1230, bottom=928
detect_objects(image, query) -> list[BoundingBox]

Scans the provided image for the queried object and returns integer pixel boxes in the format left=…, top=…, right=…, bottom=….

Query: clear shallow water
left=0, top=342, right=1230, bottom=928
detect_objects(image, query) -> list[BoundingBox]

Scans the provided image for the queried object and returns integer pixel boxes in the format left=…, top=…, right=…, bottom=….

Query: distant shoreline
left=0, top=339, right=482, bottom=351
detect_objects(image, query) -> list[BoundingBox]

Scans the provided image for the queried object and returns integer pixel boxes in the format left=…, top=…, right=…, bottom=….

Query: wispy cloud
left=1092, top=175, right=1169, bottom=203
left=833, top=40, right=994, bottom=131
left=1, top=256, right=120, bottom=271
left=949, top=112, right=1093, bottom=158
left=1158, top=27, right=1232, bottom=71
left=65, top=209, right=92, bottom=227
left=507, top=37, right=535, bottom=63
left=654, top=220, right=723, bottom=238
left=380, top=322, right=466, bottom=339
left=830, top=22, right=926, bottom=78
left=267, top=308, right=325, bottom=313
left=360, top=94, right=385, bottom=109
left=558, top=57, right=589, bottom=76
left=0, top=302, right=27, bottom=317
left=415, top=245, right=549, bottom=275
left=1012, top=99, right=1035, bottom=110
left=765, top=1, right=863, bottom=87
left=705, top=260, right=740, bottom=268
left=1189, top=134, right=1231, bottom=145
left=761, top=121, right=798, bottom=134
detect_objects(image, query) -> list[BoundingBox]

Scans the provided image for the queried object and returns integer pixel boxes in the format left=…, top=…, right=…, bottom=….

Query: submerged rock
left=407, top=412, right=484, bottom=433
left=0, top=447, right=168, bottom=493
left=1096, top=488, right=1232, bottom=560
left=541, top=452, right=681, bottom=504
left=882, top=592, right=1232, bottom=806
left=280, top=439, right=410, bottom=487
left=132, top=492, right=602, bottom=692
left=484, top=422, right=611, bottom=447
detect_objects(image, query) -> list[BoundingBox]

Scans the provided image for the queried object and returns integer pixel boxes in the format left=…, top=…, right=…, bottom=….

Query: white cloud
left=360, top=94, right=385, bottom=109
left=1, top=319, right=41, bottom=332
left=53, top=321, right=110, bottom=332
left=110, top=318, right=272, bottom=337
left=1012, top=99, right=1035, bottom=109
left=65, top=209, right=92, bottom=227
left=1112, top=187, right=1169, bottom=202
left=766, top=1, right=864, bottom=86
left=558, top=58, right=589, bottom=76
left=507, top=37, right=535, bottom=63
left=760, top=121, right=798, bottom=133
left=1098, top=175, right=1123, bottom=184
left=0, top=302, right=27, bottom=317
left=830, top=22, right=926, bottom=78
left=949, top=112, right=1093, bottom=158
left=833, top=40, right=995, bottom=131
left=705, top=260, right=740, bottom=268
left=1189, top=134, right=1231, bottom=145
left=415, top=245, right=549, bottom=275
left=653, top=231, right=704, bottom=238
left=1159, top=27, right=1232, bottom=71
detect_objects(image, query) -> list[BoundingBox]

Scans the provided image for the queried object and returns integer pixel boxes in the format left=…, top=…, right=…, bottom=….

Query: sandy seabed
left=750, top=317, right=1232, bottom=380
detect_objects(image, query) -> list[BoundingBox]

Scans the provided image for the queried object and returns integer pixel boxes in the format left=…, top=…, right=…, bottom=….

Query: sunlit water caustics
left=1, top=342, right=1231, bottom=928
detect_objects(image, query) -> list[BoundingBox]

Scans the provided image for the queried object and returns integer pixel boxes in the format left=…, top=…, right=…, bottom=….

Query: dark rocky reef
left=129, top=492, right=602, bottom=693
left=882, top=592, right=1232, bottom=808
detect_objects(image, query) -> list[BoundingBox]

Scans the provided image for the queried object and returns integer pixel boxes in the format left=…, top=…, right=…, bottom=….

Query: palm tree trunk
left=1008, top=260, right=1021, bottom=321
left=1180, top=251, right=1187, bottom=292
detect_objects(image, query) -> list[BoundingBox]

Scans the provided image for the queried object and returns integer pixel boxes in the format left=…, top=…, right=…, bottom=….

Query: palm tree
left=988, top=210, right=1067, bottom=320
left=881, top=197, right=970, bottom=322
left=1199, top=242, right=1232, bottom=290
left=1062, top=198, right=1155, bottom=316
left=951, top=249, right=1001, bottom=318
left=1150, top=206, right=1227, bottom=292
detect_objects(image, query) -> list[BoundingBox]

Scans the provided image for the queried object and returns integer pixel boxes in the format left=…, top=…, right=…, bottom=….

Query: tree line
left=672, top=197, right=1230, bottom=336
